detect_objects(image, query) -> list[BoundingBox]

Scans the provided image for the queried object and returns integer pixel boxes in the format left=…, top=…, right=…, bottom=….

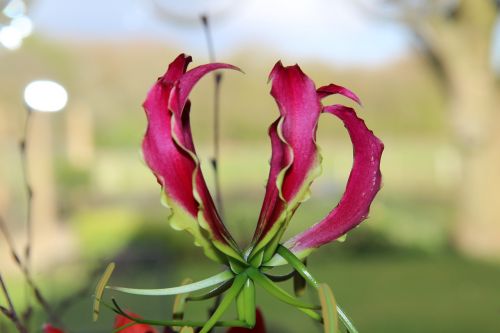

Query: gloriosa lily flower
left=96, top=54, right=383, bottom=333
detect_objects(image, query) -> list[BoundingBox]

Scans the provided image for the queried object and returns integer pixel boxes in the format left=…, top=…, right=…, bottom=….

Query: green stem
left=246, top=267, right=320, bottom=310
left=199, top=273, right=248, bottom=333
left=337, top=306, right=359, bottom=333
left=277, top=245, right=360, bottom=332
left=107, top=270, right=234, bottom=296
left=277, top=245, right=319, bottom=289
left=187, top=280, right=232, bottom=301
left=112, top=322, right=136, bottom=333
left=236, top=285, right=245, bottom=321
left=243, top=279, right=256, bottom=327
left=104, top=299, right=248, bottom=328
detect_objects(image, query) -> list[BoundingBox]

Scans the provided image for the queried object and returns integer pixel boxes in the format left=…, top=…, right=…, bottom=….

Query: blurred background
left=1, top=0, right=499, bottom=332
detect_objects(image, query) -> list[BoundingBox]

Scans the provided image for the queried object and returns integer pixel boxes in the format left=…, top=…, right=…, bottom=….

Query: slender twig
left=0, top=272, right=28, bottom=333
left=0, top=216, right=63, bottom=328
left=0, top=217, right=22, bottom=267
left=20, top=107, right=33, bottom=272
left=200, top=16, right=227, bottom=332
left=19, top=106, right=33, bottom=316
left=200, top=16, right=216, bottom=63
left=201, top=14, right=224, bottom=219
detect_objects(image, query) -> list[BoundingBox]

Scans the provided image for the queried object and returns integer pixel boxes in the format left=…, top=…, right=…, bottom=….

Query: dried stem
left=19, top=107, right=33, bottom=315
left=0, top=272, right=28, bottom=333
left=0, top=217, right=22, bottom=268
left=201, top=14, right=224, bottom=219
left=201, top=15, right=226, bottom=332
left=0, top=216, right=63, bottom=328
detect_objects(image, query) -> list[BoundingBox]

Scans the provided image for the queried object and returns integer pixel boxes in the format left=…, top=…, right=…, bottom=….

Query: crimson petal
left=142, top=54, right=241, bottom=262
left=251, top=62, right=322, bottom=257
left=316, top=83, right=362, bottom=105
left=285, top=104, right=383, bottom=256
left=226, top=309, right=267, bottom=333
left=114, top=312, right=158, bottom=333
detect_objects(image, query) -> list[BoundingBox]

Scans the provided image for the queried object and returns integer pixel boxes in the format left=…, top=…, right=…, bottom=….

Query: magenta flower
left=142, top=54, right=383, bottom=265
left=98, top=54, right=383, bottom=333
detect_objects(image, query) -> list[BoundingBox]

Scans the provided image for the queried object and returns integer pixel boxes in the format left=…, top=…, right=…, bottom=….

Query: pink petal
left=142, top=54, right=198, bottom=218
left=168, top=63, right=241, bottom=249
left=316, top=83, right=362, bottom=105
left=286, top=104, right=383, bottom=254
left=142, top=55, right=240, bottom=261
left=252, top=62, right=322, bottom=253
left=252, top=120, right=286, bottom=242
left=114, top=312, right=158, bottom=333
left=168, top=62, right=241, bottom=118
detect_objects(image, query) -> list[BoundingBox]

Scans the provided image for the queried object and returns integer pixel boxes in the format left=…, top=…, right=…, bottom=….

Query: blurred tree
left=365, top=0, right=500, bottom=259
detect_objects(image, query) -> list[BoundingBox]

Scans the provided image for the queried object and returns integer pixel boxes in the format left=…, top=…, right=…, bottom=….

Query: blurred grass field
left=5, top=225, right=500, bottom=333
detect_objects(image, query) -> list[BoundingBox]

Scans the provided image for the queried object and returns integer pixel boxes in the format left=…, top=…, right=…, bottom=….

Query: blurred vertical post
left=23, top=80, right=71, bottom=267
left=29, top=113, right=58, bottom=259
left=65, top=101, right=94, bottom=168
left=367, top=0, right=500, bottom=259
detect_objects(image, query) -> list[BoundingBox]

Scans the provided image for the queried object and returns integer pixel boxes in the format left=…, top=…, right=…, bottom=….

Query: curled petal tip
left=317, top=83, right=363, bottom=106
left=224, top=64, right=245, bottom=74
left=268, top=60, right=284, bottom=83
left=161, top=54, right=192, bottom=83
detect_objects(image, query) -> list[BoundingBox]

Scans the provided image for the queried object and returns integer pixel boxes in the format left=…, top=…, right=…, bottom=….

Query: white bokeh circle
left=24, top=80, right=68, bottom=112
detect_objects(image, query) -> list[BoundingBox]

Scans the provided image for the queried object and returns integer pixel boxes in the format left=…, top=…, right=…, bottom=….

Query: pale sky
left=30, top=0, right=414, bottom=66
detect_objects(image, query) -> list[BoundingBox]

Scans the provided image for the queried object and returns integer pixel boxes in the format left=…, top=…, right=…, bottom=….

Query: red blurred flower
left=43, top=324, right=65, bottom=333
left=114, top=311, right=158, bottom=333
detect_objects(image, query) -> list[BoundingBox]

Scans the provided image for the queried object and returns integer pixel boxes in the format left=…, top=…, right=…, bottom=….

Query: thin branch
left=200, top=16, right=227, bottom=332
left=19, top=106, right=33, bottom=317
left=20, top=108, right=33, bottom=271
left=0, top=274, right=17, bottom=319
left=0, top=217, right=22, bottom=267
left=201, top=14, right=224, bottom=219
left=201, top=16, right=216, bottom=63
left=0, top=216, right=63, bottom=328
left=0, top=272, right=28, bottom=333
